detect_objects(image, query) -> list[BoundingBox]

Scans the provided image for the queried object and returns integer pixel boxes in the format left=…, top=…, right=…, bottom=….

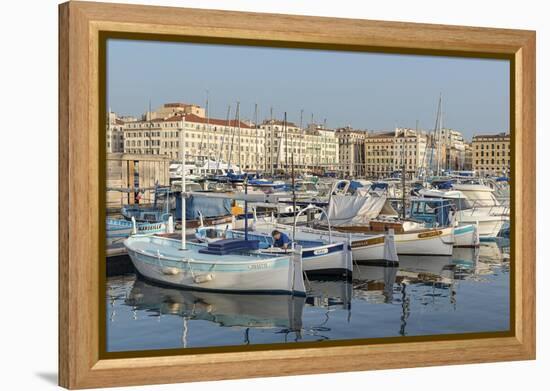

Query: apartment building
left=472, top=132, right=510, bottom=176
left=336, top=127, right=367, bottom=177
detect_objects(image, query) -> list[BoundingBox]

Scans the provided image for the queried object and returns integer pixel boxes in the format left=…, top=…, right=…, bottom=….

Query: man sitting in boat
left=272, top=230, right=291, bottom=249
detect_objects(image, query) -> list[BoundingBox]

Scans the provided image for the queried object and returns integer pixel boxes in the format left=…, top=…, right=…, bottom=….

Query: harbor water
left=106, top=239, right=510, bottom=352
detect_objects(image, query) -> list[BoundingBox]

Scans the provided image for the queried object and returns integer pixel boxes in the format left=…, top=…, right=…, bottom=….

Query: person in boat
left=271, top=230, right=291, bottom=249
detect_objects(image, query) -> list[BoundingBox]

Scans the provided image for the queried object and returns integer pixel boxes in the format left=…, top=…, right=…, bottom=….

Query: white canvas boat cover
left=325, top=194, right=391, bottom=227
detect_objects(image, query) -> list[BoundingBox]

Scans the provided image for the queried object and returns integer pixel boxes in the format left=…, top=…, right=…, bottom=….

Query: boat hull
left=106, top=218, right=167, bottom=246
left=392, top=227, right=454, bottom=256
left=262, top=243, right=352, bottom=276
left=252, top=221, right=392, bottom=263
left=347, top=236, right=387, bottom=262
left=318, top=224, right=454, bottom=256
left=125, top=236, right=305, bottom=295
left=195, top=227, right=352, bottom=276
left=453, top=224, right=479, bottom=247
left=456, top=213, right=507, bottom=237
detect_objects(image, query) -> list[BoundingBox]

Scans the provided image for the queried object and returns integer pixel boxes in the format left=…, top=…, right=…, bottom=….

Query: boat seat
left=198, top=239, right=261, bottom=255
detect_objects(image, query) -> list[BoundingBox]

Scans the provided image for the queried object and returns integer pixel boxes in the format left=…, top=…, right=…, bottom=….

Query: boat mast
left=237, top=101, right=242, bottom=173
left=254, top=103, right=259, bottom=176
left=227, top=104, right=238, bottom=174
left=291, top=152, right=297, bottom=243
left=299, top=109, right=303, bottom=172
left=216, top=105, right=231, bottom=175
left=427, top=94, right=442, bottom=177
left=180, top=118, right=187, bottom=250
left=437, top=94, right=443, bottom=176
left=205, top=90, right=210, bottom=165
left=148, top=99, right=153, bottom=155
left=284, top=112, right=288, bottom=173
left=270, top=106, right=274, bottom=177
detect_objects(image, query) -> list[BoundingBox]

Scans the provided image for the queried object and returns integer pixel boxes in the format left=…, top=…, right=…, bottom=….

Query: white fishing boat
left=124, top=235, right=306, bottom=295
left=408, top=197, right=479, bottom=248
left=124, top=118, right=306, bottom=295
left=251, top=219, right=394, bottom=263
left=420, top=187, right=508, bottom=237
left=315, top=194, right=454, bottom=256
left=106, top=216, right=172, bottom=246
left=195, top=226, right=352, bottom=276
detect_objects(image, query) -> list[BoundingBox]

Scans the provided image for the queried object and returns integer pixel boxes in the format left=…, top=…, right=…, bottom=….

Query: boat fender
left=193, top=273, right=214, bottom=283
left=162, top=267, right=180, bottom=275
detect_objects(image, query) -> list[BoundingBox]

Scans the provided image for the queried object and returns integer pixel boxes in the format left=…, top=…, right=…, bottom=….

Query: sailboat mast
left=270, top=106, right=274, bottom=177
left=216, top=105, right=231, bottom=175
left=180, top=118, right=187, bottom=249
left=237, top=101, right=241, bottom=173
left=254, top=103, right=259, bottom=175
left=148, top=100, right=153, bottom=155
left=228, top=104, right=238, bottom=173
left=437, top=95, right=443, bottom=176
left=205, top=90, right=209, bottom=165
left=291, top=153, right=297, bottom=242
left=284, top=112, right=288, bottom=173
left=299, top=109, right=304, bottom=172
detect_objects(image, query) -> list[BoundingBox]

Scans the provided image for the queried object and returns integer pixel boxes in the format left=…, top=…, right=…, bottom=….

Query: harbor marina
left=107, top=239, right=509, bottom=351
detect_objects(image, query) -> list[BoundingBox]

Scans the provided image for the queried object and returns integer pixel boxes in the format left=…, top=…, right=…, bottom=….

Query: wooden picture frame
left=59, top=1, right=536, bottom=389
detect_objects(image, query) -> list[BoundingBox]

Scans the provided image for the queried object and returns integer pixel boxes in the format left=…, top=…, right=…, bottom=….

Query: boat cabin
left=409, top=197, right=453, bottom=228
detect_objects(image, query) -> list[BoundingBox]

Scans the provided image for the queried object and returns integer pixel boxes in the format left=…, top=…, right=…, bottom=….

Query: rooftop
left=472, top=132, right=510, bottom=139
left=261, top=119, right=299, bottom=128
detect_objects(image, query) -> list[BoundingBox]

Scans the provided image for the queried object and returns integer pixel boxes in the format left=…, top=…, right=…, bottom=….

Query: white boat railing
left=292, top=204, right=332, bottom=243
left=464, top=198, right=510, bottom=219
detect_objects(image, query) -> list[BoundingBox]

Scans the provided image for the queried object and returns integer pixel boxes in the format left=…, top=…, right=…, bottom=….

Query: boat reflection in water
left=125, top=278, right=305, bottom=345
left=306, top=278, right=352, bottom=310
left=107, top=238, right=510, bottom=351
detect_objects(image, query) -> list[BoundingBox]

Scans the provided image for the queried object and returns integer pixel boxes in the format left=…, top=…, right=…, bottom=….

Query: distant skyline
left=107, top=39, right=510, bottom=140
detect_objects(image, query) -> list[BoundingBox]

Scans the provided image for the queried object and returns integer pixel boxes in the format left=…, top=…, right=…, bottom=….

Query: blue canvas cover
left=371, top=182, right=388, bottom=191
left=175, top=194, right=232, bottom=220
left=349, top=180, right=364, bottom=191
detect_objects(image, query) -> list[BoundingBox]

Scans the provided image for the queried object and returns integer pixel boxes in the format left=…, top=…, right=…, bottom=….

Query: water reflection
left=126, top=279, right=305, bottom=330
left=107, top=240, right=510, bottom=351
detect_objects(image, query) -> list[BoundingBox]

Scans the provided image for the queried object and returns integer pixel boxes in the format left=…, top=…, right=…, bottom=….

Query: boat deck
left=128, top=236, right=280, bottom=263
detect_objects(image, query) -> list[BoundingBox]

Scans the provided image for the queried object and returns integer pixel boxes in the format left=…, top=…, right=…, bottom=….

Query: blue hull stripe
left=302, top=244, right=344, bottom=258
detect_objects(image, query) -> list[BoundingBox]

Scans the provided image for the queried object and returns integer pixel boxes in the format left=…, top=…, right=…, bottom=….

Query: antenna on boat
left=180, top=117, right=187, bottom=250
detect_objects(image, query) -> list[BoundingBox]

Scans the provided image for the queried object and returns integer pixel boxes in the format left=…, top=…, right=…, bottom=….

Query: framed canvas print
left=58, top=1, right=536, bottom=389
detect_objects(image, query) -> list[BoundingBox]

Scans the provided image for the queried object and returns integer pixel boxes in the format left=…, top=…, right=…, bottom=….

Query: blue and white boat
left=409, top=197, right=479, bottom=247
left=124, top=128, right=306, bottom=295
left=106, top=217, right=171, bottom=246
left=124, top=236, right=306, bottom=295
left=195, top=226, right=352, bottom=277
left=121, top=185, right=173, bottom=223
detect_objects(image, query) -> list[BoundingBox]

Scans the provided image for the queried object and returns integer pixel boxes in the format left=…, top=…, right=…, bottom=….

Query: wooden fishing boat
left=408, top=197, right=479, bottom=248
left=195, top=226, right=352, bottom=276
left=316, top=194, right=454, bottom=256
left=106, top=217, right=171, bottom=246
left=124, top=124, right=306, bottom=296
left=124, top=235, right=306, bottom=295
left=251, top=220, right=394, bottom=263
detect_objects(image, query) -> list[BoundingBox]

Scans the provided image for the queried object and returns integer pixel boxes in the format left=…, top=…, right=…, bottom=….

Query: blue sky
left=107, top=39, right=510, bottom=140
